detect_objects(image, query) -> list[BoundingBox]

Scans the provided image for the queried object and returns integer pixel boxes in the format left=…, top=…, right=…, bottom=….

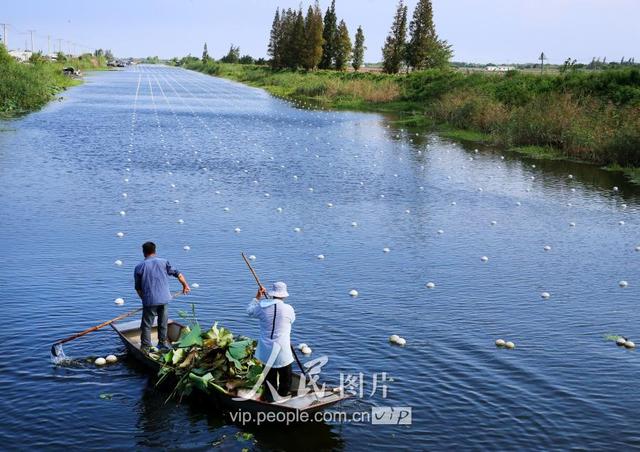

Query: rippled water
left=1, top=65, right=639, bottom=450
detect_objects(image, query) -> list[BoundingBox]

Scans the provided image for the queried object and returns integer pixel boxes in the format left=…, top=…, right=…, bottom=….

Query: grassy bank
left=0, top=45, right=106, bottom=118
left=182, top=61, right=640, bottom=170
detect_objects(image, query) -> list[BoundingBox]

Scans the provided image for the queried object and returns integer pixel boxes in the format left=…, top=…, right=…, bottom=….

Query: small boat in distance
left=111, top=319, right=349, bottom=419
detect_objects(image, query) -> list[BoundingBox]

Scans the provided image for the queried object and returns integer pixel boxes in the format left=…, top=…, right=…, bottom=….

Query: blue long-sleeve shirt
left=134, top=257, right=181, bottom=306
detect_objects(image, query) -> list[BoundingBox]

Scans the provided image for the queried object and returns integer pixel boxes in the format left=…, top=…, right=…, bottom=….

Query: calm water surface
left=1, top=65, right=639, bottom=450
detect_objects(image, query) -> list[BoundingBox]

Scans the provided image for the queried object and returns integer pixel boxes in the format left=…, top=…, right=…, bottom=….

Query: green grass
left=0, top=45, right=106, bottom=118
left=181, top=61, right=640, bottom=172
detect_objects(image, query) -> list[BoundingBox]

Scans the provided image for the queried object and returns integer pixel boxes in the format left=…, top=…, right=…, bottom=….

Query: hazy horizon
left=3, top=0, right=639, bottom=64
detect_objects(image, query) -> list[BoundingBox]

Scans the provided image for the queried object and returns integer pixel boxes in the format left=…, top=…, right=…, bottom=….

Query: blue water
left=1, top=65, right=639, bottom=450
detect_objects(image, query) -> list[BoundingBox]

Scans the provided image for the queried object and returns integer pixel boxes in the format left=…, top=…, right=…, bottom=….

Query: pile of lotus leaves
left=151, top=321, right=264, bottom=402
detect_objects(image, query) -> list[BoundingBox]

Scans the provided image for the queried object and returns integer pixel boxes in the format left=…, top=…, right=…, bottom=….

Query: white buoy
left=383, top=247, right=391, bottom=253
left=426, top=282, right=435, bottom=289
left=351, top=221, right=358, bottom=227
left=395, top=337, right=407, bottom=346
left=95, top=357, right=107, bottom=366
left=183, top=245, right=191, bottom=251
left=495, top=339, right=506, bottom=347
left=541, top=292, right=551, bottom=299
left=114, top=297, right=124, bottom=305
left=619, top=221, right=625, bottom=226
left=505, top=341, right=515, bottom=349
left=480, top=256, right=489, bottom=262
left=619, top=280, right=628, bottom=288
left=635, top=246, right=640, bottom=252
left=568, top=174, right=573, bottom=179
left=293, top=227, right=302, bottom=233
left=389, top=335, right=400, bottom=344
left=264, top=193, right=270, bottom=198
left=516, top=202, right=521, bottom=206
left=276, top=207, right=283, bottom=213
left=437, top=229, right=444, bottom=235
left=173, top=199, right=180, bottom=204
left=451, top=201, right=457, bottom=206
left=544, top=245, right=552, bottom=251
left=613, top=186, right=619, bottom=192
left=114, top=260, right=123, bottom=266
left=105, top=355, right=118, bottom=364
left=326, top=203, right=333, bottom=208
left=569, top=222, right=576, bottom=227
left=616, top=337, right=627, bottom=346
left=234, top=227, right=241, bottom=233
left=490, top=221, right=497, bottom=226
left=625, top=340, right=636, bottom=349
left=298, top=343, right=308, bottom=350
left=119, top=210, right=126, bottom=216
left=301, top=346, right=312, bottom=355
left=223, top=207, right=230, bottom=212
left=116, top=232, right=124, bottom=238
left=249, top=255, right=256, bottom=261
left=349, top=289, right=359, bottom=297
left=317, top=254, right=325, bottom=260
left=177, top=219, right=184, bottom=224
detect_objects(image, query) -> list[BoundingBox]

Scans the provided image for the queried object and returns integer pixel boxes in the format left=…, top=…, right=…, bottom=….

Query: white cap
left=268, top=281, right=289, bottom=299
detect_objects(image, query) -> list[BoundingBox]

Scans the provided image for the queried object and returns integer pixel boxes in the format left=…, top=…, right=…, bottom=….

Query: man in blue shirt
left=134, top=241, right=190, bottom=352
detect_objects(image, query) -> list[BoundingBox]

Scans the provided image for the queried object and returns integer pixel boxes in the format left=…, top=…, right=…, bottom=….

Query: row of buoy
left=616, top=337, right=636, bottom=348
left=495, top=339, right=516, bottom=349
left=95, top=355, right=118, bottom=366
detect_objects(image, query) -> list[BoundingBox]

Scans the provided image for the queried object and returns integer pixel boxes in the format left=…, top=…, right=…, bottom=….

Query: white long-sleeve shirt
left=247, top=298, right=295, bottom=368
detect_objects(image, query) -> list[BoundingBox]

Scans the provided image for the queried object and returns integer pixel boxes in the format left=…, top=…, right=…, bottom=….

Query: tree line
left=267, top=0, right=450, bottom=73
left=268, top=0, right=365, bottom=71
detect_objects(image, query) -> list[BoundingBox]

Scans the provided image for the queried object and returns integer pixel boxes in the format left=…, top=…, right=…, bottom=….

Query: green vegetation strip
left=0, top=45, right=107, bottom=118
left=181, top=61, right=640, bottom=179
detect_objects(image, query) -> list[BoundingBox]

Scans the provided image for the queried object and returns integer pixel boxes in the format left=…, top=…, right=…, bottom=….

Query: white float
left=383, top=247, right=391, bottom=253
left=625, top=341, right=636, bottom=349
left=95, top=357, right=107, bottom=366
left=116, top=232, right=124, bottom=238
left=301, top=346, right=312, bottom=355
left=105, top=355, right=118, bottom=364
left=114, top=260, right=123, bottom=266
left=349, top=289, right=359, bottom=297
left=317, top=254, right=325, bottom=260
left=495, top=339, right=506, bottom=347
left=293, top=227, right=302, bottom=233
left=505, top=341, right=515, bottom=349
left=183, top=245, right=191, bottom=251
left=192, top=283, right=200, bottom=289
left=426, top=282, right=435, bottom=289
left=351, top=222, right=358, bottom=227
left=619, top=280, right=628, bottom=288
left=541, top=292, right=550, bottom=299
left=234, top=227, right=241, bottom=233
left=177, top=219, right=184, bottom=224
left=616, top=337, right=627, bottom=346
left=544, top=245, right=552, bottom=251
left=119, top=210, right=126, bottom=216
left=249, top=255, right=256, bottom=261
left=114, top=298, right=125, bottom=305
left=480, top=256, right=489, bottom=262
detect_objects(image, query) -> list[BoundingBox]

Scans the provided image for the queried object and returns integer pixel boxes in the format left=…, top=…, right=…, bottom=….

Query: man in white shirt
left=247, top=281, right=296, bottom=402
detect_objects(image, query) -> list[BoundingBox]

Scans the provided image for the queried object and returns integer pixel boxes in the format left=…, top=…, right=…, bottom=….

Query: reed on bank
left=182, top=60, right=640, bottom=169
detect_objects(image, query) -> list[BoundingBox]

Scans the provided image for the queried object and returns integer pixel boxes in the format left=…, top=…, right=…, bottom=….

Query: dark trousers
left=140, top=304, right=168, bottom=349
left=263, top=364, right=292, bottom=402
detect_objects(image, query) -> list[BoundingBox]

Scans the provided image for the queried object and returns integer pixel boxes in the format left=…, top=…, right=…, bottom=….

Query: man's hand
left=177, top=274, right=190, bottom=295
left=256, top=286, right=267, bottom=300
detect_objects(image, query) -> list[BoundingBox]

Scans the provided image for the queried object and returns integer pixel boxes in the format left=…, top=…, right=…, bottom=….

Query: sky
left=2, top=0, right=639, bottom=64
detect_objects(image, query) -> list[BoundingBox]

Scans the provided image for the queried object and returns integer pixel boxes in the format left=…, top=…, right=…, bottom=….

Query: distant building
left=9, top=50, right=33, bottom=62
left=485, top=65, right=516, bottom=72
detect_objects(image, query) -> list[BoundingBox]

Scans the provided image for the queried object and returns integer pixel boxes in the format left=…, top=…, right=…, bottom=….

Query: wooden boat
left=111, top=319, right=349, bottom=419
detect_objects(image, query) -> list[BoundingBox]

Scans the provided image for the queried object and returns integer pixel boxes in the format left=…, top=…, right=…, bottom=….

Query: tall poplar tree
left=202, top=42, right=210, bottom=62
left=406, top=0, right=452, bottom=70
left=319, top=0, right=337, bottom=69
left=382, top=0, right=408, bottom=74
left=302, top=1, right=324, bottom=70
left=352, top=26, right=365, bottom=71
left=268, top=8, right=282, bottom=69
left=334, top=20, right=352, bottom=71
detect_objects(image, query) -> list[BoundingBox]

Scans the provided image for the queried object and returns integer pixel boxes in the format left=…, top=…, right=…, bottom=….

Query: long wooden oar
left=241, top=253, right=317, bottom=394
left=50, top=291, right=184, bottom=359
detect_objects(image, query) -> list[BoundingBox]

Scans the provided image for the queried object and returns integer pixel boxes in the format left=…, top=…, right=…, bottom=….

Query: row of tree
left=382, top=0, right=452, bottom=73
left=267, top=0, right=366, bottom=71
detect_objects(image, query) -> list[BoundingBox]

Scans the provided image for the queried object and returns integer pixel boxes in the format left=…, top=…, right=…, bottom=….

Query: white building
left=9, top=50, right=33, bottom=62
